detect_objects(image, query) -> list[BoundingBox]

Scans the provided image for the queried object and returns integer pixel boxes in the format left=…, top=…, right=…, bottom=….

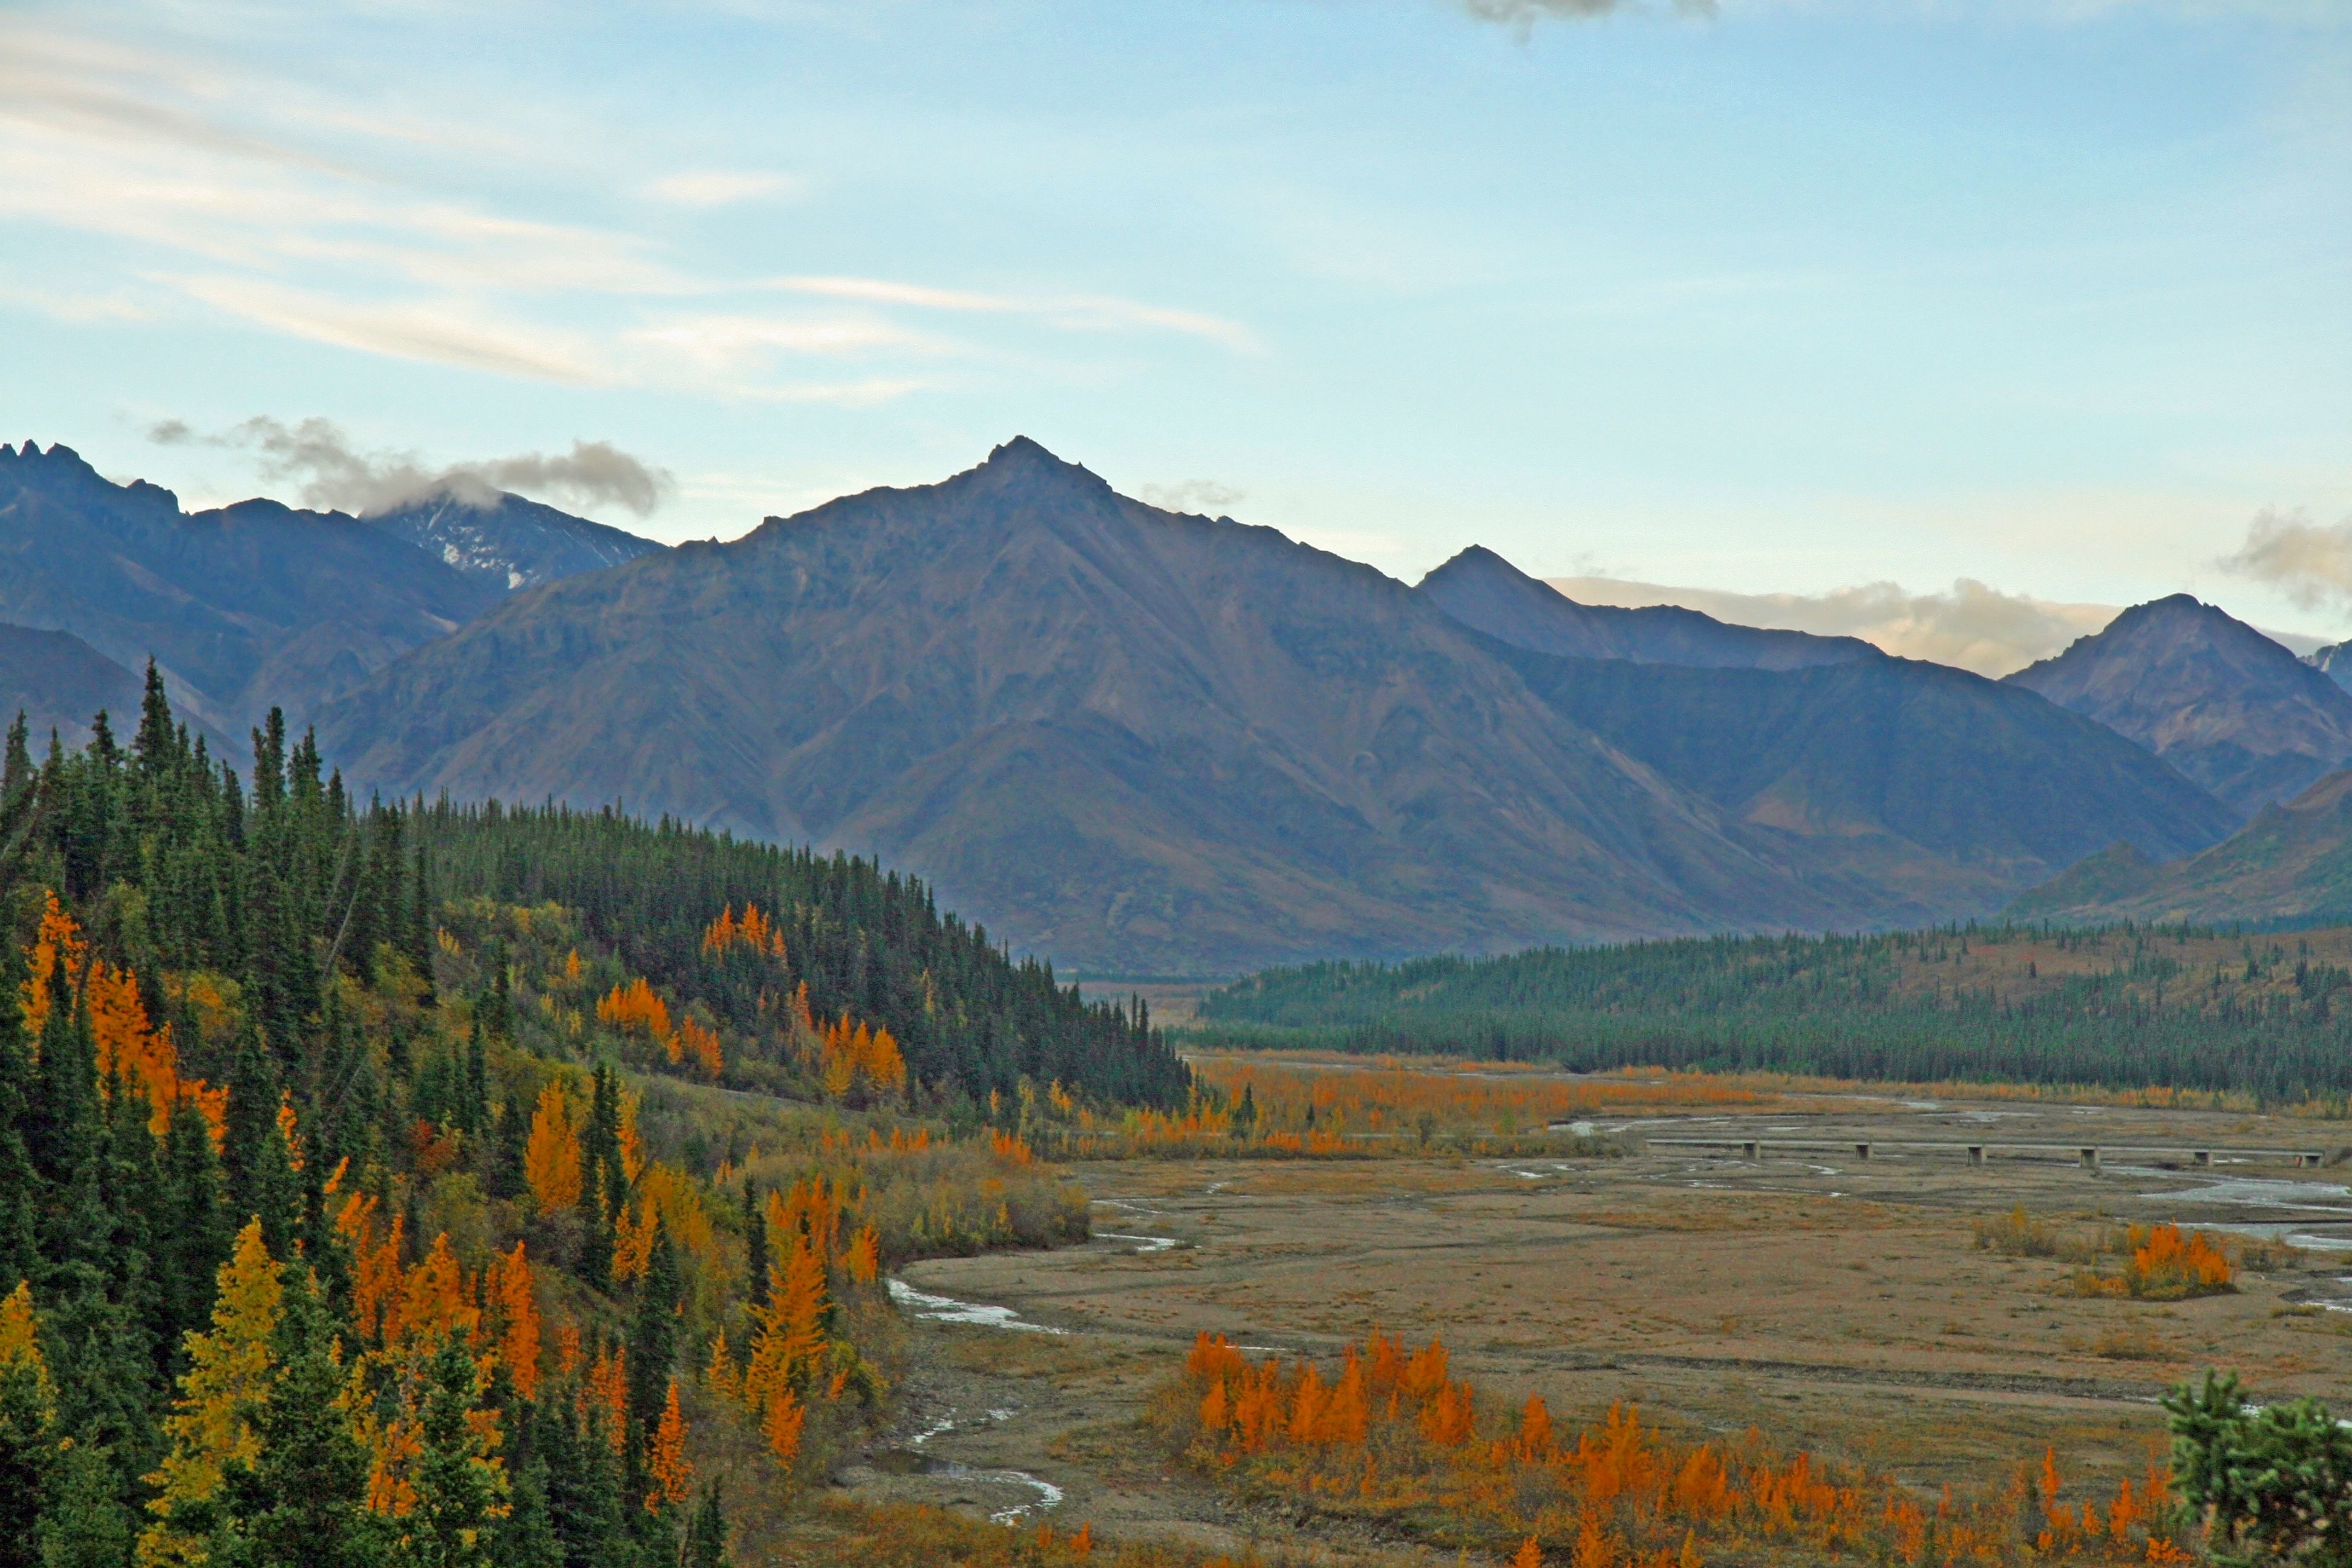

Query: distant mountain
left=365, top=489, right=663, bottom=591
left=2306, top=640, right=2352, bottom=693
left=0, top=441, right=644, bottom=736
left=2002, top=594, right=2352, bottom=820
left=2008, top=769, right=2352, bottom=929
left=313, top=437, right=2240, bottom=973
left=1420, top=546, right=1880, bottom=670
left=0, top=624, right=143, bottom=750
left=1500, top=649, right=2236, bottom=923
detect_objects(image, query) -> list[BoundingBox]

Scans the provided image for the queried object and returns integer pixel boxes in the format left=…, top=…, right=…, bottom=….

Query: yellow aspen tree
left=141, top=1220, right=283, bottom=1568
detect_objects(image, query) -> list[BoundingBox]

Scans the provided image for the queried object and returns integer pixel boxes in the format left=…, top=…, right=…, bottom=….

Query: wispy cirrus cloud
left=0, top=18, right=1254, bottom=403
left=768, top=275, right=1261, bottom=353
left=643, top=169, right=800, bottom=207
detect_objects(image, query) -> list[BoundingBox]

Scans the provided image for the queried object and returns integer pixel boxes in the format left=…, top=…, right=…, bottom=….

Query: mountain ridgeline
left=0, top=440, right=662, bottom=737
left=2004, top=593, right=2352, bottom=818
left=16, top=433, right=2352, bottom=970
left=311, top=439, right=2235, bottom=973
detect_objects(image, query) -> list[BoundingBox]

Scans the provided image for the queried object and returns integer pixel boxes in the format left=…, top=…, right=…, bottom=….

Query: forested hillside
left=0, top=670, right=1186, bottom=1566
left=1194, top=921, right=2352, bottom=1099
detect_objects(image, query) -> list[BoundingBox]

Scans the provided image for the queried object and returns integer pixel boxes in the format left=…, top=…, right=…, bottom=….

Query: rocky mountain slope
left=1504, top=648, right=2235, bottom=924
left=2008, top=768, right=2352, bottom=929
left=2003, top=594, right=2352, bottom=819
left=1422, top=546, right=1879, bottom=670
left=0, top=623, right=146, bottom=750
left=0, top=440, right=656, bottom=734
left=365, top=488, right=664, bottom=590
left=314, top=438, right=2235, bottom=972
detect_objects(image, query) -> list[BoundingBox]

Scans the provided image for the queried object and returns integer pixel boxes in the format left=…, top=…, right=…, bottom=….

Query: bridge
left=1638, top=1137, right=2328, bottom=1171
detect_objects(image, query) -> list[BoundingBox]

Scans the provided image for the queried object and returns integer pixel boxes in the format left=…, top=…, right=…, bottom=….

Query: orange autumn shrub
left=701, top=901, right=786, bottom=961
left=2124, top=1224, right=2233, bottom=1297
left=597, top=976, right=672, bottom=1040
left=1168, top=1329, right=2190, bottom=1568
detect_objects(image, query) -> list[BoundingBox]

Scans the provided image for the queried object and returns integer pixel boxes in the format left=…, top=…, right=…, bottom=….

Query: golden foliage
left=20, top=889, right=84, bottom=1042
left=1171, top=1328, right=2186, bottom=1568
left=485, top=1242, right=543, bottom=1400
left=142, top=1221, right=283, bottom=1568
left=598, top=978, right=671, bottom=1040
left=0, top=1281, right=54, bottom=1436
left=523, top=1082, right=584, bottom=1214
left=647, top=1379, right=691, bottom=1511
left=702, top=902, right=786, bottom=961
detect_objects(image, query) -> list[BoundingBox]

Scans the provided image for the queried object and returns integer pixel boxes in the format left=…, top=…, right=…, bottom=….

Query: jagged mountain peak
left=2005, top=593, right=2352, bottom=818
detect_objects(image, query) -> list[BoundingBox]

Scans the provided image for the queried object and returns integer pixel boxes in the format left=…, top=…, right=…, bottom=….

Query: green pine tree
left=213, top=1266, right=385, bottom=1568
left=393, top=1341, right=509, bottom=1568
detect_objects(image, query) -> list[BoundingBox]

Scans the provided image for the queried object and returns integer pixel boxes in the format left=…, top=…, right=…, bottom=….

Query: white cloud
left=1138, top=479, right=1246, bottom=515
left=768, top=275, right=1260, bottom=352
left=172, top=276, right=613, bottom=384
left=643, top=169, right=800, bottom=207
left=1548, top=575, right=2117, bottom=678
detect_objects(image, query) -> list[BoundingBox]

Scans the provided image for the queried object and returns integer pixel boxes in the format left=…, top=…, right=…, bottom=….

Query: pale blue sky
left=3, top=0, right=2347, bottom=658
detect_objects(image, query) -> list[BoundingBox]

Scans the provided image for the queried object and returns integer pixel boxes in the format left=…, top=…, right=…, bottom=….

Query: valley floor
left=812, top=1085, right=2352, bottom=1564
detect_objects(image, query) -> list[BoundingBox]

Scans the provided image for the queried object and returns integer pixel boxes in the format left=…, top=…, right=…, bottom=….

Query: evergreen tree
left=393, top=1341, right=508, bottom=1568
left=680, top=1481, right=730, bottom=1568
left=624, top=1221, right=679, bottom=1454
left=532, top=1397, right=626, bottom=1568
left=214, top=1267, right=383, bottom=1568
left=36, top=1441, right=135, bottom=1568
left=741, top=1183, right=766, bottom=1312
left=0, top=939, right=39, bottom=1293
left=0, top=1282, right=54, bottom=1568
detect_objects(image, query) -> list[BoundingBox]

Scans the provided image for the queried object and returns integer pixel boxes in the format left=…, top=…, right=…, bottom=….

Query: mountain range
left=9, top=433, right=2351, bottom=970
left=0, top=440, right=662, bottom=736
left=306, top=439, right=2226, bottom=970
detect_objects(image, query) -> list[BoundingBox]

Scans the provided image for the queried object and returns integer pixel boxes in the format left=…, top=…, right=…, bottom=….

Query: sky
left=3, top=0, right=2347, bottom=676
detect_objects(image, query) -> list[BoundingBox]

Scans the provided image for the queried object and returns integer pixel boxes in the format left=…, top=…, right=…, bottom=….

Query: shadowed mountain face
left=0, top=624, right=144, bottom=750
left=2008, top=769, right=2352, bottom=929
left=315, top=438, right=2236, bottom=973
left=1420, top=546, right=1880, bottom=670
left=2306, top=641, right=2352, bottom=693
left=0, top=441, right=656, bottom=736
left=1503, top=650, right=2236, bottom=923
left=2003, top=595, right=2352, bottom=820
left=365, top=489, right=664, bottom=591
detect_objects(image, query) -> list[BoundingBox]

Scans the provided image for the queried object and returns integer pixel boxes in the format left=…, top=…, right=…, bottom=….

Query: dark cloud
left=151, top=415, right=672, bottom=518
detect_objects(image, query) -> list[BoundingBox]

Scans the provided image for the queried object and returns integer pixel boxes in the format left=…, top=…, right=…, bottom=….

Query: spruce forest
left=0, top=669, right=1189, bottom=1567
left=1193, top=924, right=2352, bottom=1100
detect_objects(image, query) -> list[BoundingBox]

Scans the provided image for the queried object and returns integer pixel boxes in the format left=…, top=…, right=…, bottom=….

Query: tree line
left=1193, top=924, right=2352, bottom=1099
